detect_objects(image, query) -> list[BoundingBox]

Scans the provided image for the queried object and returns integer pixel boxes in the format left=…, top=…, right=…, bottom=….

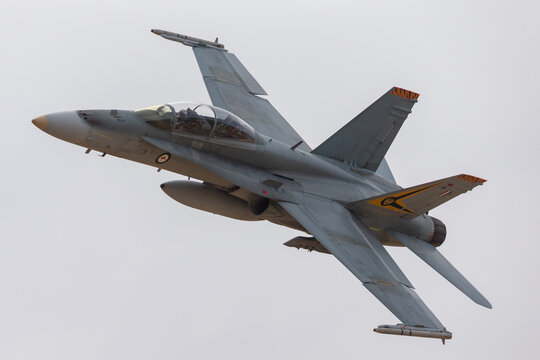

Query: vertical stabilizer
left=312, top=87, right=418, bottom=173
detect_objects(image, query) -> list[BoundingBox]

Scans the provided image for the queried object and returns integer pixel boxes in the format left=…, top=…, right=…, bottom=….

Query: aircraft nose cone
left=32, top=115, right=48, bottom=130
left=32, top=111, right=90, bottom=145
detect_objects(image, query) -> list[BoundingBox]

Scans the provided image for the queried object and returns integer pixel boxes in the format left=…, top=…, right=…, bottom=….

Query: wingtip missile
left=374, top=324, right=452, bottom=341
left=151, top=29, right=225, bottom=49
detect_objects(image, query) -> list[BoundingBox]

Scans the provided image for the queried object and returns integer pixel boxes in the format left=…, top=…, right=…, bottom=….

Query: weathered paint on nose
left=31, top=111, right=90, bottom=145
left=32, top=115, right=48, bottom=130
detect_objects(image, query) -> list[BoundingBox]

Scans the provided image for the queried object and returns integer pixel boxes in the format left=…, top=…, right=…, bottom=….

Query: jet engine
left=385, top=215, right=447, bottom=247
left=160, top=180, right=260, bottom=221
left=248, top=197, right=304, bottom=231
left=428, top=216, right=447, bottom=247
left=363, top=214, right=447, bottom=247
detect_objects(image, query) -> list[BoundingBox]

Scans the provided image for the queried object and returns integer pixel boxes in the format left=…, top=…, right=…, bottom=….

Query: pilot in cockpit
left=175, top=108, right=213, bottom=135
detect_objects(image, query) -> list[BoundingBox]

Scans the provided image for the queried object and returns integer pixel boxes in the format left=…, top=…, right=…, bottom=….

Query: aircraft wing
left=141, top=136, right=449, bottom=336
left=279, top=195, right=446, bottom=331
left=152, top=29, right=310, bottom=151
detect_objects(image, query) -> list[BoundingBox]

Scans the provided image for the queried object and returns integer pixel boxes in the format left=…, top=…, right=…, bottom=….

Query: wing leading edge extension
left=152, top=29, right=310, bottom=151
left=279, top=195, right=448, bottom=333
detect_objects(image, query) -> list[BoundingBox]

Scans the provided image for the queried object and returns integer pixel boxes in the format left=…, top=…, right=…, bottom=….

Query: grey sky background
left=1, top=0, right=539, bottom=358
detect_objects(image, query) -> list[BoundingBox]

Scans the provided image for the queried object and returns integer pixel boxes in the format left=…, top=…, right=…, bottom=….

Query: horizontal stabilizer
left=348, top=174, right=486, bottom=219
left=390, top=231, right=492, bottom=308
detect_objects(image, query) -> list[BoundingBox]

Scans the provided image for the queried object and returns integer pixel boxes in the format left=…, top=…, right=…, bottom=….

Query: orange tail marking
left=391, top=87, right=419, bottom=100
left=458, top=174, right=487, bottom=184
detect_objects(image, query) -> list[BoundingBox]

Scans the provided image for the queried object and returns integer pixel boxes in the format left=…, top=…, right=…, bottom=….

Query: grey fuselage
left=33, top=107, right=437, bottom=246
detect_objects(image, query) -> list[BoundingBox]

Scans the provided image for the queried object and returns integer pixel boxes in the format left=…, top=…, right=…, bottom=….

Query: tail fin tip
left=391, top=87, right=420, bottom=100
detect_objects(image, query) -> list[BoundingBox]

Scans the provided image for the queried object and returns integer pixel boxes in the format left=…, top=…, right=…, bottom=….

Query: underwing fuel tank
left=160, top=180, right=261, bottom=221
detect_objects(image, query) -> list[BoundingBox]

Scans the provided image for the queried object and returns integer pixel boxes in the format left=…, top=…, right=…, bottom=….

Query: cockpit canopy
left=135, top=102, right=256, bottom=143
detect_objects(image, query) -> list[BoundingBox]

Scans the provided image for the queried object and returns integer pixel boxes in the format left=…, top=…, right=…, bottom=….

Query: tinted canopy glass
left=135, top=102, right=256, bottom=143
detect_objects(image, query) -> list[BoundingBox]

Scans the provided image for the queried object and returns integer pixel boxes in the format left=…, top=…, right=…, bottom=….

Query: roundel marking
left=381, top=197, right=395, bottom=206
left=156, top=152, right=171, bottom=164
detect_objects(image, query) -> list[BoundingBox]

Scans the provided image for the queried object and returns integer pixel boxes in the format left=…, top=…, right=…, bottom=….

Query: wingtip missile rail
left=374, top=324, right=452, bottom=343
left=151, top=29, right=225, bottom=49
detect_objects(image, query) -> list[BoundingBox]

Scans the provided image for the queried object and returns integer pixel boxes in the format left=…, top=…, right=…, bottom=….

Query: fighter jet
left=32, top=29, right=491, bottom=342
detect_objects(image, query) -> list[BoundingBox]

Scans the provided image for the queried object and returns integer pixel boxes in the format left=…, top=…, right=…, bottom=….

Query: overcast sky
left=2, top=1, right=539, bottom=359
